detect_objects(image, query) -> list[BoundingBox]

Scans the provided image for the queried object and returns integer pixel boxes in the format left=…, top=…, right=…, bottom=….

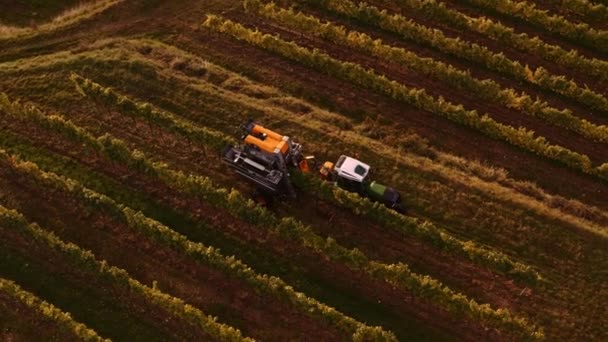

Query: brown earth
left=0, top=156, right=342, bottom=342
left=0, top=101, right=508, bottom=341
left=0, top=290, right=82, bottom=342
left=174, top=26, right=608, bottom=209
left=518, top=0, right=608, bottom=30
left=240, top=15, right=608, bottom=163
left=0, top=214, right=211, bottom=342
left=1, top=0, right=607, bottom=340
left=358, top=0, right=608, bottom=93
left=359, top=0, right=608, bottom=104
left=438, top=0, right=608, bottom=61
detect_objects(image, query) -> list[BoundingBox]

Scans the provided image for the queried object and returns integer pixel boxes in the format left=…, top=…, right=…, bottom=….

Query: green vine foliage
left=552, top=0, right=608, bottom=21
left=295, top=0, right=608, bottom=115
left=200, top=16, right=606, bottom=181
left=0, top=202, right=253, bottom=342
left=70, top=73, right=237, bottom=151
left=70, top=74, right=542, bottom=284
left=460, top=0, right=608, bottom=53
left=0, top=150, right=391, bottom=339
left=245, top=0, right=608, bottom=143
left=1, top=94, right=541, bottom=339
left=387, top=0, right=608, bottom=82
left=0, top=278, right=109, bottom=342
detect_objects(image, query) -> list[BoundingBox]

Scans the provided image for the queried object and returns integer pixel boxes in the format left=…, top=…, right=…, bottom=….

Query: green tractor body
left=366, top=181, right=386, bottom=202
left=332, top=155, right=405, bottom=213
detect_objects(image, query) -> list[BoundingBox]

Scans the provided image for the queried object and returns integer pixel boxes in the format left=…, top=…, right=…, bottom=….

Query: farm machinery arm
left=222, top=119, right=307, bottom=198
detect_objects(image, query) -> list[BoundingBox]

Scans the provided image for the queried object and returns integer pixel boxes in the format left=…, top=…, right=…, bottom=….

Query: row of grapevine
left=0, top=94, right=541, bottom=339
left=291, top=172, right=543, bottom=282
left=115, top=39, right=607, bottom=234
left=71, top=74, right=542, bottom=283
left=0, top=202, right=252, bottom=342
left=295, top=0, right=608, bottom=114
left=5, top=39, right=602, bottom=235
left=201, top=16, right=608, bottom=181
left=552, top=0, right=608, bottom=21
left=0, top=278, right=108, bottom=342
left=71, top=73, right=237, bottom=151
left=0, top=148, right=392, bottom=341
left=459, top=0, right=608, bottom=53
left=191, top=66, right=608, bottom=238
left=387, top=0, right=608, bottom=81
left=53, top=42, right=607, bottom=239
left=246, top=0, right=608, bottom=143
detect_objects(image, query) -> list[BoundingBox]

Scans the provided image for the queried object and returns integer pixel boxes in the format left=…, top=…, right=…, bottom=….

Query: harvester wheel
left=252, top=189, right=273, bottom=208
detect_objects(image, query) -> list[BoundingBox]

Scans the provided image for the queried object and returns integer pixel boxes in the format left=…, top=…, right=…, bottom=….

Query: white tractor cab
left=320, top=155, right=405, bottom=213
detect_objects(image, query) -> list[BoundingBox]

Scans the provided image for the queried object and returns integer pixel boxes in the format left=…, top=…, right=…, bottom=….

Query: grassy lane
left=0, top=0, right=124, bottom=41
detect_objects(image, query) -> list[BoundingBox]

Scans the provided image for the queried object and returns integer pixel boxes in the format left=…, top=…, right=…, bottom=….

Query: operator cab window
left=354, top=165, right=367, bottom=177
left=335, top=156, right=346, bottom=168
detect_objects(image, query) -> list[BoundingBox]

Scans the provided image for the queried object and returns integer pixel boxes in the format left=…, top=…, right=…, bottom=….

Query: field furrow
left=203, top=16, right=608, bottom=182
left=526, top=0, right=608, bottom=28
left=439, top=0, right=608, bottom=56
left=0, top=278, right=107, bottom=342
left=297, top=0, right=608, bottom=115
left=0, top=92, right=540, bottom=341
left=0, top=202, right=251, bottom=342
left=378, top=0, right=608, bottom=81
left=246, top=0, right=608, bottom=153
left=0, top=149, right=378, bottom=341
left=1, top=0, right=606, bottom=339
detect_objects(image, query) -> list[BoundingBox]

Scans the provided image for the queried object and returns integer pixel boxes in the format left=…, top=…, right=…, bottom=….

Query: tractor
left=319, top=155, right=405, bottom=213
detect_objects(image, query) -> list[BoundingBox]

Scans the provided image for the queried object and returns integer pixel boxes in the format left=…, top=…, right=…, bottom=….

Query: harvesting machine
left=222, top=119, right=405, bottom=213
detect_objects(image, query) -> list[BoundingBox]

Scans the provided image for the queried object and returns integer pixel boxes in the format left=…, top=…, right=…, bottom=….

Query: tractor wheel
left=392, top=203, right=407, bottom=214
left=252, top=189, right=274, bottom=208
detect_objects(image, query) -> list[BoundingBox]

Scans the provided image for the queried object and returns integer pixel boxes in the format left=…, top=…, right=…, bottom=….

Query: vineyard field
left=0, top=0, right=607, bottom=341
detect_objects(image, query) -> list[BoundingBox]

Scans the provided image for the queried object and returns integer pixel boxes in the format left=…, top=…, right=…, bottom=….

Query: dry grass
left=0, top=0, right=123, bottom=40
left=1, top=37, right=606, bottom=240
